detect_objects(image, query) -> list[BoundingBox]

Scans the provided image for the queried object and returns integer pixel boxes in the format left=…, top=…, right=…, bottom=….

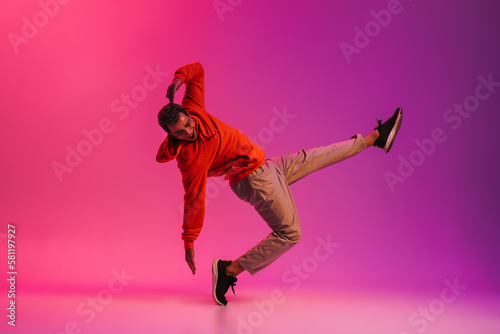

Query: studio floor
left=7, top=286, right=500, bottom=334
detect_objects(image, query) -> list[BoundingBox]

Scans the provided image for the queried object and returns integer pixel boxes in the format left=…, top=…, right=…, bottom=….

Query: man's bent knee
left=280, top=228, right=301, bottom=244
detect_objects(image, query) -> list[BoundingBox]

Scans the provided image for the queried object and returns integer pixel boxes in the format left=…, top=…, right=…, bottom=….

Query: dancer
left=156, top=62, right=403, bottom=305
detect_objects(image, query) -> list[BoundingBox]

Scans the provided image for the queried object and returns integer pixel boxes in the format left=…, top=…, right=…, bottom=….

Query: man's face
left=167, top=113, right=198, bottom=142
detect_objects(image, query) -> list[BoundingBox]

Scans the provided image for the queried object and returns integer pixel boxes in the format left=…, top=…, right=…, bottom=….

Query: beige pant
left=230, top=134, right=367, bottom=275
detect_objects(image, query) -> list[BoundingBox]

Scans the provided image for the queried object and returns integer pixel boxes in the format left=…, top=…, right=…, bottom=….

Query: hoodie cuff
left=184, top=240, right=194, bottom=250
left=174, top=72, right=187, bottom=84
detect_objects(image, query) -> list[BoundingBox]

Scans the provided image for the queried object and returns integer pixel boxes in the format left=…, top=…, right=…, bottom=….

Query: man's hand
left=166, top=78, right=182, bottom=103
left=185, top=248, right=196, bottom=275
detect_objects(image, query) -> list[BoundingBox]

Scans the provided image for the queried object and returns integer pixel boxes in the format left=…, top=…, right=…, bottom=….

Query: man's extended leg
left=224, top=133, right=376, bottom=279
left=276, top=106, right=403, bottom=185
left=276, top=133, right=367, bottom=186
left=214, top=108, right=403, bottom=304
left=226, top=108, right=403, bottom=275
left=229, top=132, right=367, bottom=277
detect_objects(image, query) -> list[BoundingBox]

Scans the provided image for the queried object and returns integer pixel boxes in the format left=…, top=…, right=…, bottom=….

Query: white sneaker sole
left=384, top=108, right=403, bottom=153
left=212, top=258, right=225, bottom=306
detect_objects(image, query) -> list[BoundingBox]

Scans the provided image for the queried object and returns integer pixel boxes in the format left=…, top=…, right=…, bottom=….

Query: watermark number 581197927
left=6, top=223, right=17, bottom=327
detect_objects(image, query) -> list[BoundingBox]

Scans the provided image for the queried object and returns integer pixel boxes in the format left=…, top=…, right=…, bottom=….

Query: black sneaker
left=212, top=258, right=237, bottom=306
left=374, top=107, right=403, bottom=153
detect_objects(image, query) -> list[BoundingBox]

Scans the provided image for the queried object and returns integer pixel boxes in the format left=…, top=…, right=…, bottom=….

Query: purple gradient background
left=1, top=0, right=500, bottom=333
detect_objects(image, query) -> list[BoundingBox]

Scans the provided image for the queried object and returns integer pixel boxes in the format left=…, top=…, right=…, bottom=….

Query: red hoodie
left=156, top=62, right=265, bottom=249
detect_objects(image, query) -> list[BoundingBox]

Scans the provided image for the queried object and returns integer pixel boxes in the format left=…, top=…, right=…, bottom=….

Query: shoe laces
left=227, top=276, right=237, bottom=295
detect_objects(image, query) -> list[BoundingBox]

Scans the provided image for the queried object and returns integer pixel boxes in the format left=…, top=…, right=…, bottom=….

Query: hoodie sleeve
left=174, top=62, right=205, bottom=110
left=178, top=160, right=209, bottom=250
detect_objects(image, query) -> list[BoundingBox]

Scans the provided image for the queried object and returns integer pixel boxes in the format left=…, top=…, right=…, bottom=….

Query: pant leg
left=278, top=134, right=367, bottom=185
left=230, top=135, right=366, bottom=275
left=230, top=161, right=301, bottom=275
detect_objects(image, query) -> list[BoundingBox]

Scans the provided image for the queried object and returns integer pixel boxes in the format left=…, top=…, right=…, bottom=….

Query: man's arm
left=179, top=160, right=209, bottom=275
left=166, top=78, right=182, bottom=103
left=167, top=62, right=205, bottom=109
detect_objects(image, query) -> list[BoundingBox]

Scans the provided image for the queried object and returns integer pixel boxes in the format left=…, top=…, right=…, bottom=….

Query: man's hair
left=158, top=103, right=189, bottom=133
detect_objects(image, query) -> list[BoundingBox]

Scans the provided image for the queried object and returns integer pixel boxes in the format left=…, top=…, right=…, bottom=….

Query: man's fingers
left=190, top=260, right=196, bottom=274
left=185, top=248, right=196, bottom=275
left=166, top=84, right=175, bottom=103
left=187, top=260, right=196, bottom=275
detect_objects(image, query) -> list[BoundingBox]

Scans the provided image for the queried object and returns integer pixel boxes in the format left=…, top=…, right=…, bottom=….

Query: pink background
left=1, top=0, right=499, bottom=333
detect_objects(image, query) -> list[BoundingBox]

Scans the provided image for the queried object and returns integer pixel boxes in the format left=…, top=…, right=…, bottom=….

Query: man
left=156, top=62, right=402, bottom=305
